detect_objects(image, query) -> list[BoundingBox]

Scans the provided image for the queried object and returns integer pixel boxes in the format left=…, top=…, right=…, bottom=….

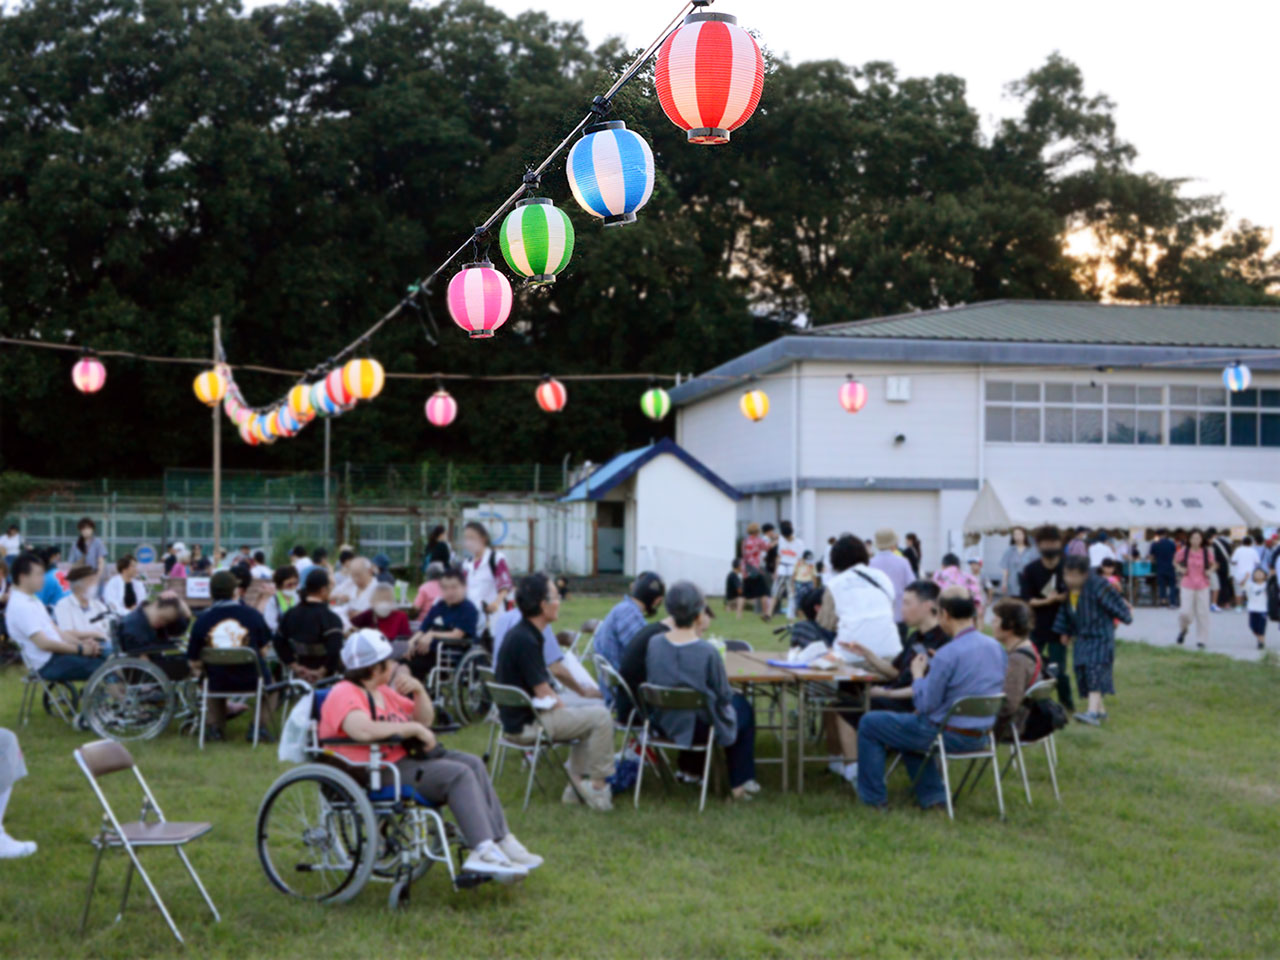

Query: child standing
left=793, top=551, right=817, bottom=610
left=1246, top=566, right=1268, bottom=652
left=1053, top=556, right=1133, bottom=726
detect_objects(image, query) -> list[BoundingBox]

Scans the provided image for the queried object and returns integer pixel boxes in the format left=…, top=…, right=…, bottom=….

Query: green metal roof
left=806, top=300, right=1280, bottom=349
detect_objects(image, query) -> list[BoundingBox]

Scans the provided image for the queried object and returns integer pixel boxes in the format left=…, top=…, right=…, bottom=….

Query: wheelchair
left=256, top=685, right=494, bottom=908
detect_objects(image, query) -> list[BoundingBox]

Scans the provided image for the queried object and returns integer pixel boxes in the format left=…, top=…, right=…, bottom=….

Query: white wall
left=633, top=453, right=738, bottom=596
left=813, top=489, right=939, bottom=565
left=677, top=370, right=798, bottom=489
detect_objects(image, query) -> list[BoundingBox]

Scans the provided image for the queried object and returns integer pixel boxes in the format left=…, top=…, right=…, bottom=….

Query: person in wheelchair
left=4, top=552, right=107, bottom=682
left=319, top=630, right=542, bottom=879
left=408, top=569, right=480, bottom=681
left=53, top=566, right=114, bottom=655
left=274, top=567, right=345, bottom=684
left=350, top=582, right=411, bottom=641
left=117, top=592, right=194, bottom=681
left=187, top=571, right=277, bottom=742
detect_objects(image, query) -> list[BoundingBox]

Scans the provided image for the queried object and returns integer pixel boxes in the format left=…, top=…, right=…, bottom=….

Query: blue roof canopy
left=560, top=438, right=743, bottom=502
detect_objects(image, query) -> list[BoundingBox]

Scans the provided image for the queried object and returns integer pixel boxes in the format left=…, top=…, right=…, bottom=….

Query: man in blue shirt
left=856, top=588, right=1007, bottom=810
left=1149, top=530, right=1178, bottom=608
left=37, top=547, right=69, bottom=608
left=590, top=573, right=665, bottom=692
left=187, top=571, right=275, bottom=742
left=409, top=569, right=480, bottom=681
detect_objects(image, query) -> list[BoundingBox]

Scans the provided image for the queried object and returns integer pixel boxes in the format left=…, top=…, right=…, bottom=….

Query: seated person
left=789, top=587, right=835, bottom=650
left=371, top=553, right=396, bottom=586
left=724, top=559, right=744, bottom=618
left=262, top=565, right=299, bottom=634
left=249, top=551, right=273, bottom=580
left=413, top=563, right=445, bottom=618
left=351, top=582, right=411, bottom=641
left=274, top=567, right=345, bottom=684
left=102, top=554, right=145, bottom=617
left=332, top=557, right=377, bottom=617
left=989, top=597, right=1042, bottom=739
left=186, top=571, right=276, bottom=742
left=491, top=605, right=600, bottom=704
left=495, top=573, right=615, bottom=811
left=117, top=593, right=194, bottom=680
left=332, top=547, right=357, bottom=593
left=644, top=581, right=759, bottom=801
left=53, top=566, right=113, bottom=654
left=37, top=547, right=68, bottom=607
left=854, top=587, right=1007, bottom=811
left=616, top=614, right=673, bottom=722
left=319, top=629, right=541, bottom=878
left=4, top=552, right=106, bottom=682
left=408, top=570, right=480, bottom=679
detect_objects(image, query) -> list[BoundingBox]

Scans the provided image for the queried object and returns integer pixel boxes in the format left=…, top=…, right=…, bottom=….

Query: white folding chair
left=634, top=683, right=718, bottom=813
left=568, top=619, right=600, bottom=661
left=591, top=654, right=641, bottom=747
left=74, top=740, right=220, bottom=944
left=904, top=694, right=1007, bottom=820
left=1003, top=679, right=1062, bottom=806
left=477, top=668, right=578, bottom=811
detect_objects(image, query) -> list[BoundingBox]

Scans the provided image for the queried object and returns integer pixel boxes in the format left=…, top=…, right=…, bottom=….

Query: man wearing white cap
left=317, top=628, right=542, bottom=879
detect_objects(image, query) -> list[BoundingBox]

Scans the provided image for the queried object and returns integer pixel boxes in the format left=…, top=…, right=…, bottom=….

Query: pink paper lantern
left=839, top=377, right=868, bottom=414
left=425, top=389, right=458, bottom=428
left=72, top=356, right=106, bottom=394
left=447, top=260, right=513, bottom=339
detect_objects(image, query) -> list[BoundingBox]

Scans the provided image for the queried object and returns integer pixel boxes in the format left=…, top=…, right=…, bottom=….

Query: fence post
left=534, top=463, right=540, bottom=493
left=591, top=515, right=599, bottom=576
left=528, top=517, right=537, bottom=573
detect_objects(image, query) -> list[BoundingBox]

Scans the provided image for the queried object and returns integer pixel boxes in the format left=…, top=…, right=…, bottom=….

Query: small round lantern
left=288, top=383, right=315, bottom=420
left=239, top=420, right=260, bottom=447
left=1223, top=362, right=1251, bottom=392
left=740, top=388, right=769, bottom=422
left=310, top=381, right=339, bottom=417
left=250, top=414, right=275, bottom=445
left=566, top=121, right=654, bottom=226
left=425, top=389, right=458, bottom=428
left=640, top=386, right=671, bottom=421
left=536, top=376, right=568, bottom=413
left=343, top=358, right=385, bottom=400
left=325, top=367, right=354, bottom=408
left=656, top=11, right=765, bottom=144
left=72, top=356, right=107, bottom=394
left=499, top=198, right=575, bottom=284
left=193, top=367, right=227, bottom=407
left=447, top=260, right=513, bottom=339
left=275, top=407, right=301, bottom=438
left=839, top=376, right=868, bottom=414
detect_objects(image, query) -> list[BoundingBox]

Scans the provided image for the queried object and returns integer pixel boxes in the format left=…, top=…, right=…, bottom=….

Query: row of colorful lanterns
left=740, top=376, right=870, bottom=423
left=446, top=11, right=765, bottom=339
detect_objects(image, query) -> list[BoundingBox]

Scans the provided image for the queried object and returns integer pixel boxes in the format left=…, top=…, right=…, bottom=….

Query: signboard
left=186, top=577, right=211, bottom=600
left=135, top=545, right=156, bottom=564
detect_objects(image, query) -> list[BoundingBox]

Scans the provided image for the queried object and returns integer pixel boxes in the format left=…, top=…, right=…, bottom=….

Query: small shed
left=562, top=438, right=743, bottom=596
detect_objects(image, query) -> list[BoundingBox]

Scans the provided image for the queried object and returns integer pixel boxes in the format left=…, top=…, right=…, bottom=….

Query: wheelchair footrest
left=454, top=871, right=493, bottom=890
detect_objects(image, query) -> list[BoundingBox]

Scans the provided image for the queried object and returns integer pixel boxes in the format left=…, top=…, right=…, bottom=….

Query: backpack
left=1021, top=695, right=1069, bottom=741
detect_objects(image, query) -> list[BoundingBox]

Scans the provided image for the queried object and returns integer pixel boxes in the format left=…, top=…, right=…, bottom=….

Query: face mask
left=372, top=602, right=395, bottom=619
left=282, top=589, right=298, bottom=602
left=1040, top=548, right=1061, bottom=561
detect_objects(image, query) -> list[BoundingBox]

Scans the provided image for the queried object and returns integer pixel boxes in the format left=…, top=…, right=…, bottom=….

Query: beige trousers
left=1178, top=587, right=1211, bottom=646
left=517, top=705, right=616, bottom=781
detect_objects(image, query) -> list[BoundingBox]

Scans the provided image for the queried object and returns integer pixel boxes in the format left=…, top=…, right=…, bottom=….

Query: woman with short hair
left=103, top=554, right=144, bottom=617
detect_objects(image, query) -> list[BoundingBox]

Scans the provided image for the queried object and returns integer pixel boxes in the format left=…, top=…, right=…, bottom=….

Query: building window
left=984, top=381, right=1041, bottom=444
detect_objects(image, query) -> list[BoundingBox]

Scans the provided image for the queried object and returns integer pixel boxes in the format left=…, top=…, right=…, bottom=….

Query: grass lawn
left=1, top=595, right=1278, bottom=959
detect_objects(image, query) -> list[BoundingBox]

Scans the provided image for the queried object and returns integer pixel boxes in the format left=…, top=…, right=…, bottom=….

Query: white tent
left=1217, top=480, right=1280, bottom=528
left=964, top=479, right=1246, bottom=533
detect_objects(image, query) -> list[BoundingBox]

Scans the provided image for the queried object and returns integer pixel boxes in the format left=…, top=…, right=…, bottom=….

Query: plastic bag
left=277, top=692, right=313, bottom=764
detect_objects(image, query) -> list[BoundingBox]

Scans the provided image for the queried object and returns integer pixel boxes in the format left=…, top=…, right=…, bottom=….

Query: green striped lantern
left=499, top=198, right=575, bottom=284
left=640, top=386, right=671, bottom=421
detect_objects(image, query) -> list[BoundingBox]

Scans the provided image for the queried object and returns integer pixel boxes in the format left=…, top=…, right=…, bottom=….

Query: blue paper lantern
left=566, top=121, right=655, bottom=227
left=1223, top=363, right=1251, bottom=392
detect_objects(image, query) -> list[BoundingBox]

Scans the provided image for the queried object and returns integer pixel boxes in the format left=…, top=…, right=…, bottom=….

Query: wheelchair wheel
left=372, top=810, right=434, bottom=882
left=41, top=681, right=80, bottom=721
left=451, top=648, right=492, bottom=725
left=257, top=764, right=377, bottom=904
left=80, top=657, right=174, bottom=742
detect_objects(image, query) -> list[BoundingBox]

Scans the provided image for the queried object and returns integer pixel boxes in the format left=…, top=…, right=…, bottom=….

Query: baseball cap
left=341, top=628, right=393, bottom=671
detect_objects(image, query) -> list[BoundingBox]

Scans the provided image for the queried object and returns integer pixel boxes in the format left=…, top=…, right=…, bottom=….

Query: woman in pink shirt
left=1175, top=529, right=1213, bottom=649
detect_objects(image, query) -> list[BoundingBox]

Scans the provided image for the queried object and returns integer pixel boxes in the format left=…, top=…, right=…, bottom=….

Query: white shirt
left=465, top=549, right=509, bottom=631
left=0, top=533, right=21, bottom=557
left=1231, top=545, right=1258, bottom=583
left=1246, top=579, right=1269, bottom=613
left=103, top=574, right=145, bottom=617
left=53, top=593, right=112, bottom=637
left=826, top=564, right=901, bottom=660
left=250, top=563, right=273, bottom=580
left=776, top=536, right=805, bottom=577
left=346, top=579, right=378, bottom=616
left=4, top=589, right=60, bottom=671
left=1088, top=542, right=1117, bottom=569
left=293, top=557, right=314, bottom=577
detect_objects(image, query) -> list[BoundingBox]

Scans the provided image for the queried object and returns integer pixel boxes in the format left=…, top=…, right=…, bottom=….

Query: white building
left=561, top=438, right=743, bottom=595
left=671, top=300, right=1280, bottom=572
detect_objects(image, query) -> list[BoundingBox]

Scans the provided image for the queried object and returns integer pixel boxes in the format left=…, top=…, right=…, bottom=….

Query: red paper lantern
left=839, top=377, right=868, bottom=414
left=72, top=356, right=107, bottom=394
left=325, top=367, right=354, bottom=408
left=425, top=389, right=458, bottom=428
left=535, top=377, right=567, bottom=413
left=655, top=11, right=765, bottom=145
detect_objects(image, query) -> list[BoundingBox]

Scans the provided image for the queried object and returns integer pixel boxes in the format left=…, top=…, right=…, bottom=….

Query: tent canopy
left=964, top=480, right=1246, bottom=533
left=1218, top=480, right=1280, bottom=528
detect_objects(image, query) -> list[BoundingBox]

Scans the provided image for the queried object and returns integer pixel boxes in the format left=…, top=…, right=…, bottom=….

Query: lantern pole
left=212, top=314, right=222, bottom=560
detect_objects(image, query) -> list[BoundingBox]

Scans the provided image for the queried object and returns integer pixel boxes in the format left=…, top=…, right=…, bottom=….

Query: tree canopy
left=0, top=0, right=1275, bottom=478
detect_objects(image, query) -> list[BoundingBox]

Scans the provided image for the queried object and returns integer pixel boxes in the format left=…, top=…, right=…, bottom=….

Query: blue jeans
left=1156, top=571, right=1179, bottom=607
left=693, top=693, right=756, bottom=788
left=39, top=653, right=106, bottom=682
left=856, top=711, right=987, bottom=809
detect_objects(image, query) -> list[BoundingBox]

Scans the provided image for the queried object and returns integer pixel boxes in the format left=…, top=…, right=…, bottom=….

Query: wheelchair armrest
left=318, top=736, right=406, bottom=746
left=431, top=723, right=462, bottom=735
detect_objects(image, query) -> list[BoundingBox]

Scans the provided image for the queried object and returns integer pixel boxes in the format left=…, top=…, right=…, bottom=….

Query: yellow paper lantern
left=343, top=358, right=385, bottom=400
left=192, top=367, right=228, bottom=407
left=740, top=388, right=769, bottom=422
left=287, top=383, right=315, bottom=420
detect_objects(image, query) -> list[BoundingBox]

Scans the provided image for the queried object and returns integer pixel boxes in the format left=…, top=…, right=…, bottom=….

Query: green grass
left=2, top=597, right=1278, bottom=959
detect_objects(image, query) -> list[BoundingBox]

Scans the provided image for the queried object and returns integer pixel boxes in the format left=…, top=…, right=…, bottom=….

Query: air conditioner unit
left=886, top=376, right=911, bottom=402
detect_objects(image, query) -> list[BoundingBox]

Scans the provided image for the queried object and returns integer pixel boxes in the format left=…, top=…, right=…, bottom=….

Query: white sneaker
left=578, top=781, right=614, bottom=812
left=561, top=783, right=583, bottom=805
left=0, top=833, right=37, bottom=859
left=827, top=760, right=847, bottom=778
left=741, top=779, right=762, bottom=795
left=499, top=834, right=544, bottom=870
left=462, top=840, right=527, bottom=880
left=843, top=762, right=859, bottom=784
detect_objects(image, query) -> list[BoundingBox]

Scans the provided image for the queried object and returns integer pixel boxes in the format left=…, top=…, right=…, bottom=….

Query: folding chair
left=74, top=740, right=220, bottom=944
left=1003, top=679, right=1062, bottom=806
left=906, top=694, right=1007, bottom=820
left=17, top=647, right=80, bottom=727
left=591, top=654, right=641, bottom=748
left=568, top=619, right=600, bottom=661
left=634, top=683, right=719, bottom=813
left=196, top=647, right=284, bottom=749
left=477, top=668, right=577, bottom=811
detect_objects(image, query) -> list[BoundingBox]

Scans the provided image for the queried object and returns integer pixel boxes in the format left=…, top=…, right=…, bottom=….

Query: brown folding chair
left=74, top=740, right=220, bottom=944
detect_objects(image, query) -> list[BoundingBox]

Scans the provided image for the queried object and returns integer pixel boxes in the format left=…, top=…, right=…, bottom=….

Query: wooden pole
left=212, top=314, right=222, bottom=559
